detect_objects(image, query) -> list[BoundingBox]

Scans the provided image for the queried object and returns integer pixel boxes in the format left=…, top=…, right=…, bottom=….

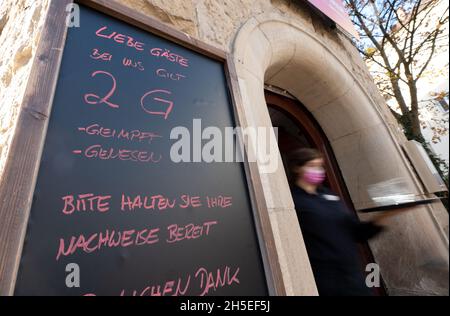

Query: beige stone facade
left=0, top=0, right=448, bottom=296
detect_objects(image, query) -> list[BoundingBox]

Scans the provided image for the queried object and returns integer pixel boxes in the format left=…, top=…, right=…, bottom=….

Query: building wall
left=0, top=0, right=51, bottom=181
left=0, top=0, right=448, bottom=295
left=0, top=0, right=407, bottom=213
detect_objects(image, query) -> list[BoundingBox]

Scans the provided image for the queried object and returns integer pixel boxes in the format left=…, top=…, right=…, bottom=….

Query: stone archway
left=232, top=12, right=449, bottom=296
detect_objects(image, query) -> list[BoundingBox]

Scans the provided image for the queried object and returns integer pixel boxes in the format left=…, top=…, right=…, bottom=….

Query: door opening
left=265, top=89, right=386, bottom=296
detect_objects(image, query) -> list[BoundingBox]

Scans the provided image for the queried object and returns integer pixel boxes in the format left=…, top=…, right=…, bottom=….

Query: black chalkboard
left=14, top=4, right=268, bottom=296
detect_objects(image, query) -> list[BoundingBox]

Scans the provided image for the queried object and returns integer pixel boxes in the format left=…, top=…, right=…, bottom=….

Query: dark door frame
left=266, top=91, right=353, bottom=208
left=265, top=90, right=387, bottom=296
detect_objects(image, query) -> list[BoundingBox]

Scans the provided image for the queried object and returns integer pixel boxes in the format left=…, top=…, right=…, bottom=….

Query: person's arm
left=348, top=208, right=410, bottom=242
left=349, top=218, right=385, bottom=242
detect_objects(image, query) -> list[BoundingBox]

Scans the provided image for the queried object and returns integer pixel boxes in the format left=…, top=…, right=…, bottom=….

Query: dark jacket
left=291, top=185, right=383, bottom=296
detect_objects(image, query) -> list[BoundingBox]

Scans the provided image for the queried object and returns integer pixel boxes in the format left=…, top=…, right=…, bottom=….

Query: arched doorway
left=232, top=12, right=449, bottom=295
left=266, top=89, right=385, bottom=295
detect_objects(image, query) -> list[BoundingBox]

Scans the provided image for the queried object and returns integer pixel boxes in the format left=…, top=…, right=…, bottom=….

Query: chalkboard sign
left=14, top=4, right=268, bottom=296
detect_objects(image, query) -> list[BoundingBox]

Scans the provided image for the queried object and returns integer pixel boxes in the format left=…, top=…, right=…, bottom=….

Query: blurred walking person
left=288, top=148, right=387, bottom=296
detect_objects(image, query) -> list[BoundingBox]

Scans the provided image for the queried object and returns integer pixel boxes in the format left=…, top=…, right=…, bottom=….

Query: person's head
left=287, top=148, right=326, bottom=188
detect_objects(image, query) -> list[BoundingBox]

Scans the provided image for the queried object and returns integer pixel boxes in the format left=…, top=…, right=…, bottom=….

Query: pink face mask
left=303, top=168, right=326, bottom=185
